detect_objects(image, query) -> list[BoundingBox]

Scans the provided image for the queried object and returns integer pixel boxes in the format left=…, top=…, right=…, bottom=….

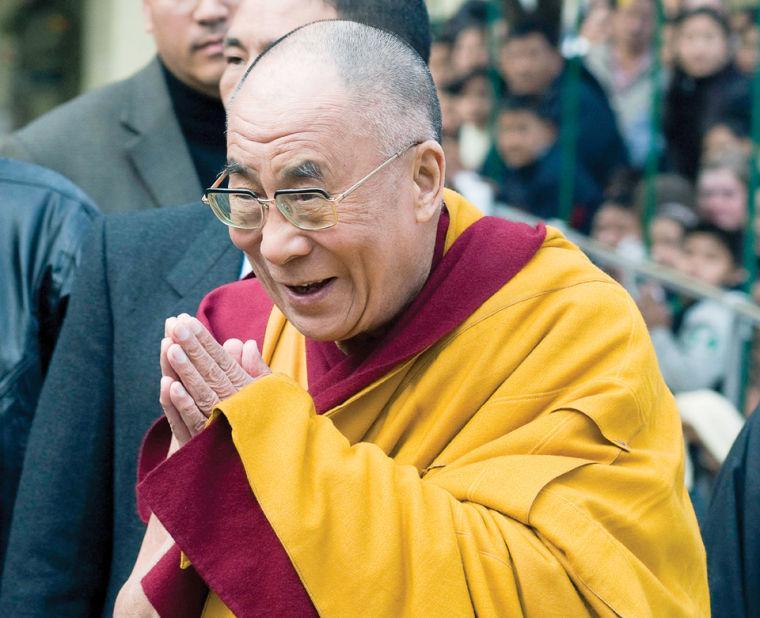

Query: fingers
left=159, top=376, right=192, bottom=445
left=242, top=340, right=271, bottom=378
left=223, top=338, right=244, bottom=366
left=225, top=337, right=269, bottom=380
left=160, top=337, right=179, bottom=380
left=167, top=344, right=220, bottom=416
left=162, top=317, right=180, bottom=380
left=161, top=314, right=270, bottom=444
left=168, top=378, right=208, bottom=438
left=170, top=318, right=238, bottom=399
left=186, top=318, right=253, bottom=390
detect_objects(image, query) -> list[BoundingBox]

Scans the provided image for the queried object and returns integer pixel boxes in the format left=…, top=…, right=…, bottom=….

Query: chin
left=287, top=314, right=352, bottom=342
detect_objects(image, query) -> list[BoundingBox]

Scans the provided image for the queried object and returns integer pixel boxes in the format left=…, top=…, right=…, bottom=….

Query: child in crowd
left=664, top=7, right=750, bottom=179
left=447, top=69, right=494, bottom=171
left=639, top=222, right=745, bottom=394
left=429, top=35, right=454, bottom=87
left=444, top=1, right=491, bottom=80
left=450, top=22, right=490, bottom=78
left=442, top=131, right=495, bottom=215
left=591, top=196, right=645, bottom=289
left=701, top=118, right=751, bottom=162
left=592, top=200, right=643, bottom=254
left=485, top=97, right=603, bottom=231
left=735, top=21, right=759, bottom=75
left=649, top=202, right=699, bottom=270
left=696, top=153, right=749, bottom=232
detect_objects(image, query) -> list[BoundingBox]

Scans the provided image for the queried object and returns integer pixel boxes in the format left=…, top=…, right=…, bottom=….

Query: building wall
left=82, top=0, right=155, bottom=91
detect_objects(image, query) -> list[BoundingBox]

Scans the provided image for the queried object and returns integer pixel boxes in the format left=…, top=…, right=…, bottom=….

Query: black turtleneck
left=160, top=60, right=227, bottom=189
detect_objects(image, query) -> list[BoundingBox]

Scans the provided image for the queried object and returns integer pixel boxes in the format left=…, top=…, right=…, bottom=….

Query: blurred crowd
left=2, top=1, right=759, bottom=613
left=432, top=0, right=760, bottom=508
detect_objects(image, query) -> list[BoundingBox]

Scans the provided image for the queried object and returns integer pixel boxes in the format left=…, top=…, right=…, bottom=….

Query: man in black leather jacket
left=0, top=157, right=99, bottom=566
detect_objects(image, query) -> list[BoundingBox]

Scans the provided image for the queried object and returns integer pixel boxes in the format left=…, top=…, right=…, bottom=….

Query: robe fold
left=138, top=189, right=708, bottom=616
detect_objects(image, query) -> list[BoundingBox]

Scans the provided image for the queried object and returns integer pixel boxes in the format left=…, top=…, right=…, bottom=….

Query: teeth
left=290, top=279, right=326, bottom=293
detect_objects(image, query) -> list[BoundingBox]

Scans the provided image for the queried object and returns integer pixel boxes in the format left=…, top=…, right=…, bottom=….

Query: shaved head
left=233, top=20, right=441, bottom=157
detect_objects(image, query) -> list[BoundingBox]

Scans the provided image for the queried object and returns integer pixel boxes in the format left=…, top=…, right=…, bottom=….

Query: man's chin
left=284, top=313, right=352, bottom=343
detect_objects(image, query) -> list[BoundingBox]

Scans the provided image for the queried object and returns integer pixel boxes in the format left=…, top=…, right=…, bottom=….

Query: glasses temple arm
left=334, top=148, right=407, bottom=201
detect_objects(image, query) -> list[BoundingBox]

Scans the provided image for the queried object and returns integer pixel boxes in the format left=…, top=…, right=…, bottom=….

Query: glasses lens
left=210, top=192, right=264, bottom=229
left=276, top=192, right=336, bottom=230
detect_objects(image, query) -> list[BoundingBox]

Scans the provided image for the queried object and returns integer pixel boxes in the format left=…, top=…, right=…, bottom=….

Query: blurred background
left=0, top=0, right=153, bottom=134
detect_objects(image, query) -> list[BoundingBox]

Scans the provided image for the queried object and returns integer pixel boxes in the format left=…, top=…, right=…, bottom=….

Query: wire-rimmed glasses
left=202, top=142, right=420, bottom=231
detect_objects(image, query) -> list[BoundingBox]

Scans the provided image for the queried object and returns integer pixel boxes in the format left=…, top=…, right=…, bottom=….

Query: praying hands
left=160, top=314, right=271, bottom=446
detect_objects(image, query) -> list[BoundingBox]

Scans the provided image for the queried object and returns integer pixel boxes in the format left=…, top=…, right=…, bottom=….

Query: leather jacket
left=0, top=158, right=99, bottom=563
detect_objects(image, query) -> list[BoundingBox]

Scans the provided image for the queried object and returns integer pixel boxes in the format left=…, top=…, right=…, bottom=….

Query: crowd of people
left=432, top=0, right=760, bottom=508
left=0, top=0, right=759, bottom=616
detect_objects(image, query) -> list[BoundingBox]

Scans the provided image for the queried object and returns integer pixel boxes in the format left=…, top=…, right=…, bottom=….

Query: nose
left=193, top=0, right=234, bottom=24
left=258, top=207, right=314, bottom=266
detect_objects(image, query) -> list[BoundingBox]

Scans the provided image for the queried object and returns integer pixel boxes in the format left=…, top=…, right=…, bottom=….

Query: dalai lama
left=115, top=20, right=708, bottom=617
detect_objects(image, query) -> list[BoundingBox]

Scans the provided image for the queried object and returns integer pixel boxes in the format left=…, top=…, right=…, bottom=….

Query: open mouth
left=285, top=277, right=335, bottom=296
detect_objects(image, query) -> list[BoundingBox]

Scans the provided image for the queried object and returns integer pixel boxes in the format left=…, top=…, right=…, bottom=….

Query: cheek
left=229, top=228, right=261, bottom=255
left=727, top=199, right=744, bottom=217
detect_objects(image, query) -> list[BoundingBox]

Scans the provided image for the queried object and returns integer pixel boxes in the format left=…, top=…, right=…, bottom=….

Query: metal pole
left=738, top=5, right=760, bottom=413
left=642, top=0, right=665, bottom=247
left=557, top=1, right=584, bottom=225
left=743, top=7, right=760, bottom=296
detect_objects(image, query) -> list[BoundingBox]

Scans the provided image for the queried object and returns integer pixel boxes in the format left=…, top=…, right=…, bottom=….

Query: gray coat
left=0, top=202, right=241, bottom=616
left=0, top=58, right=201, bottom=214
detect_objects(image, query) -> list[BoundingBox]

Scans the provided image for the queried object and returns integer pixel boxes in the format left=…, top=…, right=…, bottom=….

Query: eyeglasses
left=202, top=142, right=419, bottom=231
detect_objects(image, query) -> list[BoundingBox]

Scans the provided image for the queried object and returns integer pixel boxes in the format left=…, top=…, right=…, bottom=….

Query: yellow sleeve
left=215, top=281, right=707, bottom=617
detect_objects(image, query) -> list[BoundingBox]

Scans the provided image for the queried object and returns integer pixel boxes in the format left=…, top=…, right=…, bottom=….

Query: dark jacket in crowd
left=704, top=408, right=760, bottom=618
left=483, top=143, right=603, bottom=233
left=664, top=63, right=751, bottom=180
left=537, top=65, right=629, bottom=189
left=0, top=158, right=99, bottom=566
left=0, top=202, right=240, bottom=616
left=497, top=50, right=626, bottom=193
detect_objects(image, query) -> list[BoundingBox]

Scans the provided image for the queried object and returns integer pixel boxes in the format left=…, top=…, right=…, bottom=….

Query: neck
left=336, top=322, right=395, bottom=357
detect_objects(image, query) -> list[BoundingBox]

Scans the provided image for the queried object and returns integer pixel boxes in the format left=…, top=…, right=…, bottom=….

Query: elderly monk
left=116, top=20, right=708, bottom=617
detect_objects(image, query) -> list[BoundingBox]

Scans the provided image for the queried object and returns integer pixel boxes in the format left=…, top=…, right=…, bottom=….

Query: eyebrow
left=223, top=36, right=245, bottom=51
left=224, top=160, right=259, bottom=183
left=281, top=160, right=325, bottom=184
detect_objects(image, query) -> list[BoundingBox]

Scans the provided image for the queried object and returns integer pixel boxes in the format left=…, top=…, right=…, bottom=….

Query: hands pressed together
left=160, top=314, right=271, bottom=446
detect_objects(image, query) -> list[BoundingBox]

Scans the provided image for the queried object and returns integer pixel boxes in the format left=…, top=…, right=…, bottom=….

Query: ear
left=143, top=0, right=155, bottom=34
left=411, top=140, right=445, bottom=224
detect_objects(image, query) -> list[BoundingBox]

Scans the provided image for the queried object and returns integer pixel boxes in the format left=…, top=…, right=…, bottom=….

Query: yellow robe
left=204, top=191, right=708, bottom=616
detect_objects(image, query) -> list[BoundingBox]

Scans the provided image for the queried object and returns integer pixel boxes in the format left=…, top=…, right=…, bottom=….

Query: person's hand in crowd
left=637, top=284, right=673, bottom=330
left=160, top=314, right=271, bottom=446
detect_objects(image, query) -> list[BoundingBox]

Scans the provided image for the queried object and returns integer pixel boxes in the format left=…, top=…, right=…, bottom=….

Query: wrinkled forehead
left=237, top=40, right=346, bottom=103
left=229, top=58, right=348, bottom=134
